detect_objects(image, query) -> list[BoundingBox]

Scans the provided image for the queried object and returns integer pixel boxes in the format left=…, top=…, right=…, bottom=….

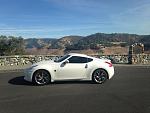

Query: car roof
left=68, top=53, right=95, bottom=59
left=67, top=53, right=110, bottom=62
left=68, top=53, right=89, bottom=57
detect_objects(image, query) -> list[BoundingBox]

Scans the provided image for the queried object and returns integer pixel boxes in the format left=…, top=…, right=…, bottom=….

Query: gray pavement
left=0, top=63, right=150, bottom=72
left=0, top=66, right=150, bottom=113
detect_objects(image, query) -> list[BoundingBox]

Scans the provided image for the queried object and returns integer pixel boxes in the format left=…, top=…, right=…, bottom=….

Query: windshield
left=54, top=55, right=70, bottom=63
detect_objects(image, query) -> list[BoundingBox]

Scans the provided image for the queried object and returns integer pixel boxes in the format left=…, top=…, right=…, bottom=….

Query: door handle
left=85, top=64, right=88, bottom=68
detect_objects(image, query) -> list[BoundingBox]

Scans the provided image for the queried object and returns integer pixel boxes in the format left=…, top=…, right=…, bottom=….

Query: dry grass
left=103, top=46, right=129, bottom=55
left=25, top=46, right=129, bottom=55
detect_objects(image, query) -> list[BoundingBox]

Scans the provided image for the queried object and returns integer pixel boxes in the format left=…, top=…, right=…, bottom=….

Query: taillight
left=105, top=61, right=112, bottom=67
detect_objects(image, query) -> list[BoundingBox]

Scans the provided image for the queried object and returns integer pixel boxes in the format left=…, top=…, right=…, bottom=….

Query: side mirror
left=64, top=60, right=69, bottom=64
left=60, top=60, right=69, bottom=67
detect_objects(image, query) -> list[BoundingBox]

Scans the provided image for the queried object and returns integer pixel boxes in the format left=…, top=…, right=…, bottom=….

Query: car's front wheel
left=33, top=70, right=51, bottom=85
left=92, top=69, right=108, bottom=84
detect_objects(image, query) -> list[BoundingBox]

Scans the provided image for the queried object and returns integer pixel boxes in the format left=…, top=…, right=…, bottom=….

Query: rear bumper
left=107, top=66, right=114, bottom=79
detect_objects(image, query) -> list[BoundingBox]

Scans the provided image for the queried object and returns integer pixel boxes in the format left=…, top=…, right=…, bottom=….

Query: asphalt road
left=0, top=66, right=150, bottom=113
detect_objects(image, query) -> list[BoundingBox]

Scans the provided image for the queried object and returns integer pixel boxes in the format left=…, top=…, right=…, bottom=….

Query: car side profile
left=24, top=53, right=114, bottom=85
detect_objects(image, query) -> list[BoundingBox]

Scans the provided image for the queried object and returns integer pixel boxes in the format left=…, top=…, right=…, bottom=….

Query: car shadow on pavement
left=8, top=76, right=33, bottom=86
left=8, top=77, right=93, bottom=85
left=52, top=80, right=93, bottom=84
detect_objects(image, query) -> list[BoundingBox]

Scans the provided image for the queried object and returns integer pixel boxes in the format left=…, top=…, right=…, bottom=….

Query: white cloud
left=0, top=25, right=102, bottom=38
left=108, top=0, right=150, bottom=35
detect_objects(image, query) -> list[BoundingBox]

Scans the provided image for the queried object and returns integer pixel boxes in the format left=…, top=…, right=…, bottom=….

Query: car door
left=55, top=56, right=88, bottom=80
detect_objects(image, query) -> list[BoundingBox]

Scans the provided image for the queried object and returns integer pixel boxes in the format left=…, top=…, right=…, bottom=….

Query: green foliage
left=0, top=36, right=25, bottom=56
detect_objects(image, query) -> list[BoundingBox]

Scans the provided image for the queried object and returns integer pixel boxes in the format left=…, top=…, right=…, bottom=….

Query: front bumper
left=24, top=68, right=33, bottom=82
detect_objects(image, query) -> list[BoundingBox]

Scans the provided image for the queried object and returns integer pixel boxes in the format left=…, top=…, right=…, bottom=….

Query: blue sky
left=0, top=0, right=150, bottom=38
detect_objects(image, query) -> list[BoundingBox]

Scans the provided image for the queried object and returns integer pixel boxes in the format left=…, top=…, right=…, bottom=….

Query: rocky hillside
left=25, top=33, right=150, bottom=50
left=25, top=36, right=83, bottom=49
left=25, top=38, right=57, bottom=49
left=51, top=36, right=83, bottom=49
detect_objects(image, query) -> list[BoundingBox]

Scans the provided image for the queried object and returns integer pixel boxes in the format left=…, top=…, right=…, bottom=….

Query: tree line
left=0, top=35, right=25, bottom=56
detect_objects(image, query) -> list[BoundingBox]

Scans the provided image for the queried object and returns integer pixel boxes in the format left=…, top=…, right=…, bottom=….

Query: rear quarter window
left=87, top=58, right=93, bottom=62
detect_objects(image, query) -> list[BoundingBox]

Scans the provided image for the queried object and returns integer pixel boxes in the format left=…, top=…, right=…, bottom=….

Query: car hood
left=32, top=60, right=56, bottom=66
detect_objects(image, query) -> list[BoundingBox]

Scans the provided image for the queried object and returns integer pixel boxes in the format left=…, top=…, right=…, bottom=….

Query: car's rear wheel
left=92, top=69, right=108, bottom=84
left=33, top=70, right=51, bottom=85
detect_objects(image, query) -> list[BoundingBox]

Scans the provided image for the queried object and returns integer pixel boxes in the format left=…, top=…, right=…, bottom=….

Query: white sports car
left=24, top=53, right=114, bottom=85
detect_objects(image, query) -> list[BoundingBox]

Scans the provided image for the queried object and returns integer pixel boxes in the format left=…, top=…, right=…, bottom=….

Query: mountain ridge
left=25, top=33, right=150, bottom=50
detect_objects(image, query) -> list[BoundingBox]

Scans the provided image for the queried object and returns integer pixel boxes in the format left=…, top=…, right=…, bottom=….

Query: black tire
left=33, top=70, right=51, bottom=85
left=92, top=69, right=108, bottom=84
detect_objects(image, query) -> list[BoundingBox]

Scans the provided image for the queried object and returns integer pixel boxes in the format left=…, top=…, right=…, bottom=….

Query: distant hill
left=25, top=38, right=57, bottom=49
left=25, top=36, right=83, bottom=49
left=25, top=33, right=150, bottom=50
left=65, top=33, right=150, bottom=50
left=51, top=36, right=83, bottom=49
left=85, top=33, right=140, bottom=43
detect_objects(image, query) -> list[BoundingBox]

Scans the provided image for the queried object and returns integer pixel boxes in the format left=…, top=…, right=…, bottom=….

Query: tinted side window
left=68, top=56, right=88, bottom=63
left=54, top=55, right=70, bottom=62
left=87, top=58, right=93, bottom=62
